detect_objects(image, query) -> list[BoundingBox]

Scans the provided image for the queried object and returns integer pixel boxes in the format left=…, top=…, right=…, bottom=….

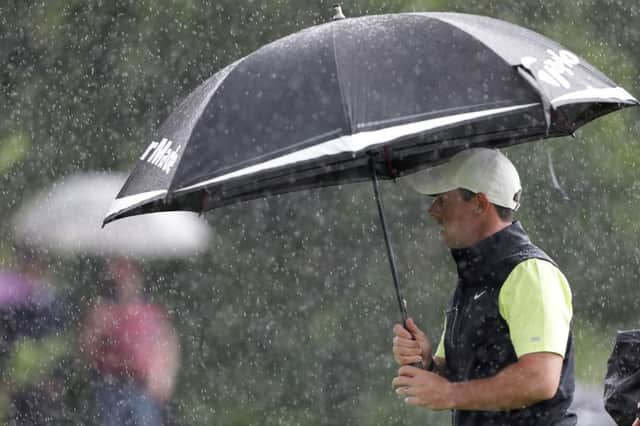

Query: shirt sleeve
left=434, top=319, right=446, bottom=359
left=498, top=258, right=573, bottom=358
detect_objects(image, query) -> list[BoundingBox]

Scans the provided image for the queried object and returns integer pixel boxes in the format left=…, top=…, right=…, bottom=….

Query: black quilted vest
left=444, top=221, right=576, bottom=426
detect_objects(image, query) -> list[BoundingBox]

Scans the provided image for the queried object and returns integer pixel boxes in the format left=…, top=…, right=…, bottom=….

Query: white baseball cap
left=405, top=148, right=522, bottom=211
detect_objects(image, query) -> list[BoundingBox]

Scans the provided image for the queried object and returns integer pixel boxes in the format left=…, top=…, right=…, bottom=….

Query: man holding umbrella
left=392, top=148, right=576, bottom=425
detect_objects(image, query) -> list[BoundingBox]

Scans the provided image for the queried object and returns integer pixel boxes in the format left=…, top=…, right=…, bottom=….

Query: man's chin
left=440, top=231, right=454, bottom=248
left=442, top=233, right=465, bottom=249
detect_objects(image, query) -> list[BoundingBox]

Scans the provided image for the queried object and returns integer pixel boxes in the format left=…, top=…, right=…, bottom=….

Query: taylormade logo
left=521, top=49, right=580, bottom=89
left=140, top=138, right=181, bottom=174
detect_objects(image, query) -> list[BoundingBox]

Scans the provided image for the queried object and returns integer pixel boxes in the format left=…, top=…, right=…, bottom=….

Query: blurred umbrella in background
left=0, top=270, right=34, bottom=308
left=103, top=11, right=638, bottom=323
left=0, top=267, right=64, bottom=367
left=12, top=172, right=211, bottom=260
left=0, top=268, right=59, bottom=341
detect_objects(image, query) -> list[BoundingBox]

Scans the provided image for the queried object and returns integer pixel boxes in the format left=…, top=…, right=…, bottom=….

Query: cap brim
left=404, top=163, right=457, bottom=196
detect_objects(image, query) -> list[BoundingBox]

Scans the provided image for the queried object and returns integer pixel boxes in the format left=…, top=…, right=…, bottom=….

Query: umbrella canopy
left=104, top=12, right=638, bottom=224
left=13, top=172, right=211, bottom=259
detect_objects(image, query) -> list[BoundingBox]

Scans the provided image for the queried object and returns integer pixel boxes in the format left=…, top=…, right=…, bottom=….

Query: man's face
left=427, top=189, right=478, bottom=249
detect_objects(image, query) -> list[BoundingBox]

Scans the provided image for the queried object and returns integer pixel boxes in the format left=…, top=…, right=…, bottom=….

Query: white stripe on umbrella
left=550, top=86, right=638, bottom=107
left=106, top=189, right=168, bottom=219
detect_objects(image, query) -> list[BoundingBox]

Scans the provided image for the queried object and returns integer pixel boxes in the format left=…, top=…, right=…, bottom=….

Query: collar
left=450, top=221, right=531, bottom=286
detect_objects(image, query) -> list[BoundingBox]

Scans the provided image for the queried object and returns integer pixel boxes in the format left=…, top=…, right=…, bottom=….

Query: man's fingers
left=406, top=318, right=428, bottom=340
left=394, top=355, right=423, bottom=366
left=403, top=396, right=420, bottom=406
left=395, top=386, right=416, bottom=400
left=405, top=318, right=423, bottom=335
left=398, top=365, right=422, bottom=376
left=394, top=386, right=408, bottom=395
left=393, top=321, right=430, bottom=368
left=393, top=344, right=422, bottom=362
left=391, top=375, right=411, bottom=388
left=407, top=356, right=423, bottom=365
left=394, top=352, right=420, bottom=363
left=392, top=345, right=422, bottom=358
left=405, top=318, right=418, bottom=332
left=393, top=336, right=421, bottom=349
left=393, top=323, right=413, bottom=338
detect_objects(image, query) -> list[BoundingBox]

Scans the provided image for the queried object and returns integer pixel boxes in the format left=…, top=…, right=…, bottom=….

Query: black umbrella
left=104, top=10, right=638, bottom=324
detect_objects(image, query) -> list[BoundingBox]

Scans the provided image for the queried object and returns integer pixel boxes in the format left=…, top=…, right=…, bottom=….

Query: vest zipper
left=445, top=306, right=459, bottom=352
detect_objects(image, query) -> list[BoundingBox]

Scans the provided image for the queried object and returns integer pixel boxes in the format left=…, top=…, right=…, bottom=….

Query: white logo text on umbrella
left=521, top=49, right=580, bottom=89
left=140, top=138, right=182, bottom=174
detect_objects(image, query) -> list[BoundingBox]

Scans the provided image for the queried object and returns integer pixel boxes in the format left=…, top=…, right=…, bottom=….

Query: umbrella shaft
left=369, top=158, right=409, bottom=324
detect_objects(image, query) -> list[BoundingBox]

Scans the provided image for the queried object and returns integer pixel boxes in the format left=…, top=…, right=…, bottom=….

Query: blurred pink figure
left=81, top=257, right=179, bottom=426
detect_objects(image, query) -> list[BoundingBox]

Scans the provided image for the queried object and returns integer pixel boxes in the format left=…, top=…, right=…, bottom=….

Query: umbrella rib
left=331, top=23, right=354, bottom=136
left=165, top=59, right=244, bottom=194
left=356, top=101, right=520, bottom=130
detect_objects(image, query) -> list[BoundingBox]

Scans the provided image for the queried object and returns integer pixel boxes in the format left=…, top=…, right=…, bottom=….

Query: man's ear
left=475, top=193, right=490, bottom=213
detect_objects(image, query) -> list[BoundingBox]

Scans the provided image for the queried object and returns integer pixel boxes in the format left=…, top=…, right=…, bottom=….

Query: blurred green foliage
left=0, top=0, right=638, bottom=424
left=0, top=132, right=29, bottom=174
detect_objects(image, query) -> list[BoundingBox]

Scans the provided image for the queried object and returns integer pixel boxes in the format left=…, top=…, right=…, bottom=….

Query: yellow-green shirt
left=435, top=258, right=572, bottom=359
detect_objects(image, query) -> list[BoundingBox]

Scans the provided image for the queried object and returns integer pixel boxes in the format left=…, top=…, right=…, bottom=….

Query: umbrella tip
left=331, top=4, right=346, bottom=20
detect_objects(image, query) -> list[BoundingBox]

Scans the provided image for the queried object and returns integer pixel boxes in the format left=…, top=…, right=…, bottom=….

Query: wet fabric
left=604, top=330, right=640, bottom=426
